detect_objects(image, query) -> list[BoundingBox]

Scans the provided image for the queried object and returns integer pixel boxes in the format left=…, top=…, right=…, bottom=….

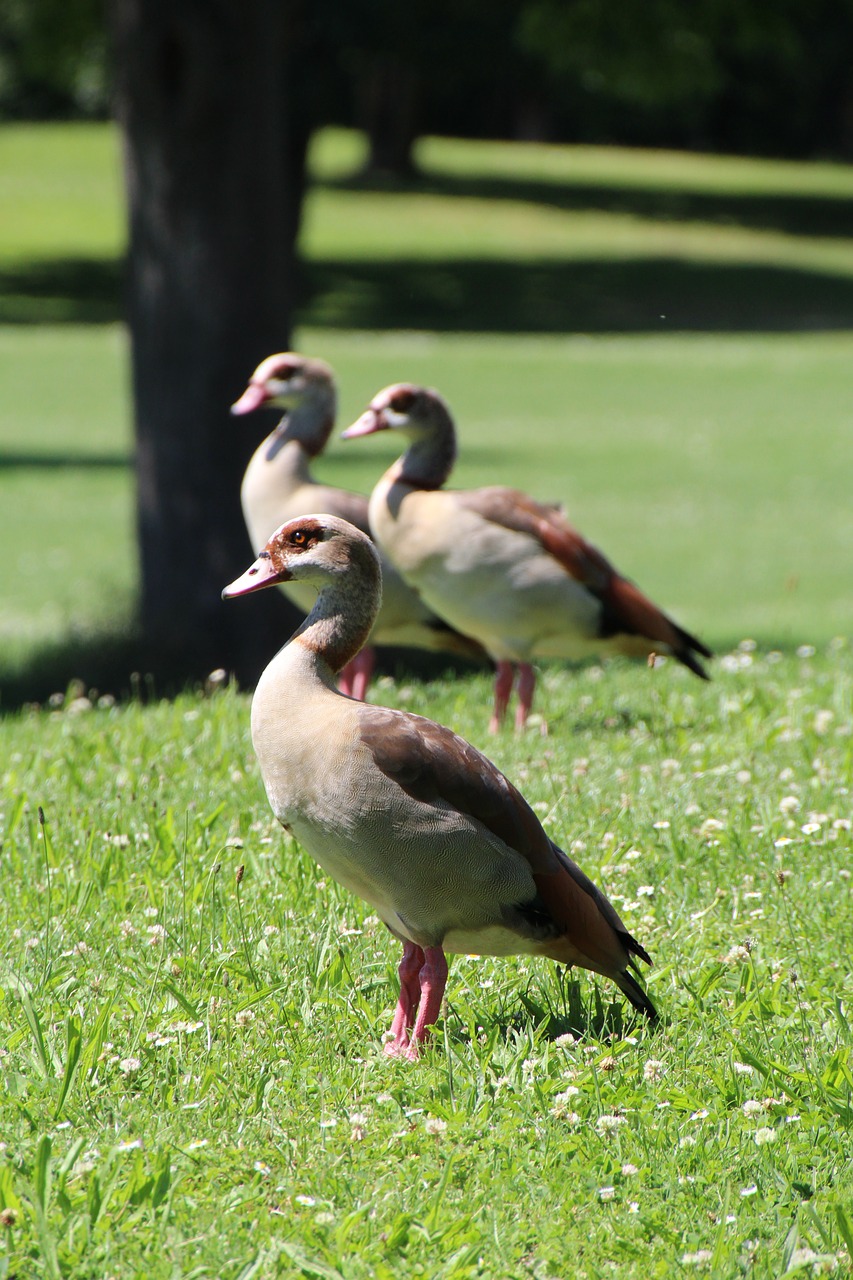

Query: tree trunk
left=111, top=0, right=301, bottom=685
left=358, top=53, right=420, bottom=178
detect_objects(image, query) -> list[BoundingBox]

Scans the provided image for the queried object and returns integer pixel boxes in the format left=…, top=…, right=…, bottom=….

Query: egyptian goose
left=234, top=353, right=484, bottom=699
left=343, top=384, right=712, bottom=731
left=222, top=514, right=657, bottom=1060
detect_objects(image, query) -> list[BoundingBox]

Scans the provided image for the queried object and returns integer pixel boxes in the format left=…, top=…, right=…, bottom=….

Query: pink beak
left=341, top=408, right=386, bottom=439
left=231, top=383, right=271, bottom=416
left=222, top=553, right=290, bottom=600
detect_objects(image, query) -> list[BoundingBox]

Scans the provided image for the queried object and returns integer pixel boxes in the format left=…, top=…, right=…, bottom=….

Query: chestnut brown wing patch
left=458, top=487, right=711, bottom=676
left=357, top=705, right=554, bottom=871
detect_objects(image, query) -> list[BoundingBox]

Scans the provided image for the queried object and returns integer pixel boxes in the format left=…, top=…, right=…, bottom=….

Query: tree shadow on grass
left=299, top=256, right=853, bottom=333
left=327, top=166, right=853, bottom=241
left=0, top=619, right=487, bottom=713
left=4, top=250, right=853, bottom=332
left=0, top=257, right=122, bottom=324
left=0, top=452, right=130, bottom=469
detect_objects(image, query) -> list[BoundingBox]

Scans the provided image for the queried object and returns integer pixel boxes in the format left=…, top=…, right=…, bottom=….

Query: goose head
left=222, top=514, right=381, bottom=603
left=232, top=353, right=337, bottom=459
left=343, top=384, right=457, bottom=488
left=343, top=383, right=452, bottom=441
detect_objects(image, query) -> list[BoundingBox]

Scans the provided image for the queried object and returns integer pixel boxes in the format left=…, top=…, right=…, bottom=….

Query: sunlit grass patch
left=0, top=643, right=851, bottom=1275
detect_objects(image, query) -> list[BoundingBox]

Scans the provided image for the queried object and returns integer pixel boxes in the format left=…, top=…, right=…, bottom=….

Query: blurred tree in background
left=109, top=0, right=300, bottom=681
left=5, top=0, right=853, bottom=158
left=0, top=0, right=108, bottom=118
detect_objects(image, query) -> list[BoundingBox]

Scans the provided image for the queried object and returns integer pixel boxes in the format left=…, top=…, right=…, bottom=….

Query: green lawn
left=1, top=324, right=852, bottom=687
left=0, top=123, right=852, bottom=1278
left=0, top=650, right=851, bottom=1277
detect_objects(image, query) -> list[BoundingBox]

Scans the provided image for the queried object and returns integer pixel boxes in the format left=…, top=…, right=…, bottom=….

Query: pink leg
left=349, top=646, right=376, bottom=702
left=384, top=941, right=425, bottom=1057
left=515, top=662, right=536, bottom=730
left=338, top=646, right=376, bottom=701
left=489, top=660, right=516, bottom=733
left=405, top=946, right=449, bottom=1061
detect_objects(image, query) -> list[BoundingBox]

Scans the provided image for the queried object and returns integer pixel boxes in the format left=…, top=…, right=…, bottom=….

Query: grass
left=1, top=325, right=852, bottom=693
left=1, top=123, right=852, bottom=693
left=0, top=647, right=852, bottom=1277
left=0, top=122, right=852, bottom=1274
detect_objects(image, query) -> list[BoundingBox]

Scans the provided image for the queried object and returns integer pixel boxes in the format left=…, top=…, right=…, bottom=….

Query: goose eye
left=291, top=529, right=308, bottom=546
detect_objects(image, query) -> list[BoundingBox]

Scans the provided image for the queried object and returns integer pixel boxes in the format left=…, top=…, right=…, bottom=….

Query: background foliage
left=3, top=0, right=853, bottom=159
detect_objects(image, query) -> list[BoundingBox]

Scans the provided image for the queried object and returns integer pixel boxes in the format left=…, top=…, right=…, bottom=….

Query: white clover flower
left=779, top=796, right=800, bottom=814
left=235, top=1009, right=255, bottom=1027
left=681, top=1250, right=713, bottom=1268
left=350, top=1114, right=368, bottom=1141
left=147, top=924, right=166, bottom=946
left=679, top=1135, right=697, bottom=1148
left=723, top=945, right=751, bottom=965
left=119, top=1057, right=141, bottom=1074
left=788, top=1248, right=836, bottom=1273
left=643, top=1059, right=666, bottom=1082
left=595, top=1114, right=626, bottom=1136
left=598, top=1186, right=616, bottom=1202
left=621, top=1163, right=639, bottom=1177
left=736, top=770, right=752, bottom=784
left=318, top=1117, right=338, bottom=1130
left=550, top=1087, right=581, bottom=1119
left=742, top=1100, right=764, bottom=1116
left=833, top=818, right=851, bottom=831
left=637, top=885, right=655, bottom=897
left=754, top=1127, right=776, bottom=1145
left=119, top=920, right=137, bottom=938
left=425, top=1117, right=447, bottom=1136
left=732, top=1062, right=754, bottom=1076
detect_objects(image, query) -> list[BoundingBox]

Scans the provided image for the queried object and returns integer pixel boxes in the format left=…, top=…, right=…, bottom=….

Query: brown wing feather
left=357, top=704, right=554, bottom=869
left=458, top=486, right=711, bottom=677
left=357, top=705, right=656, bottom=1018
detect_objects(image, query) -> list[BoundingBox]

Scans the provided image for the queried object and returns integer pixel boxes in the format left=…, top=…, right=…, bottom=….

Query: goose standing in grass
left=233, top=354, right=484, bottom=699
left=222, top=514, right=657, bottom=1060
left=343, top=384, right=711, bottom=730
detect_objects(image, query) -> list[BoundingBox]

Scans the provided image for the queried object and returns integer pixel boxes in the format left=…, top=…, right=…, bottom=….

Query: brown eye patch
left=389, top=388, right=417, bottom=413
left=287, top=525, right=319, bottom=550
